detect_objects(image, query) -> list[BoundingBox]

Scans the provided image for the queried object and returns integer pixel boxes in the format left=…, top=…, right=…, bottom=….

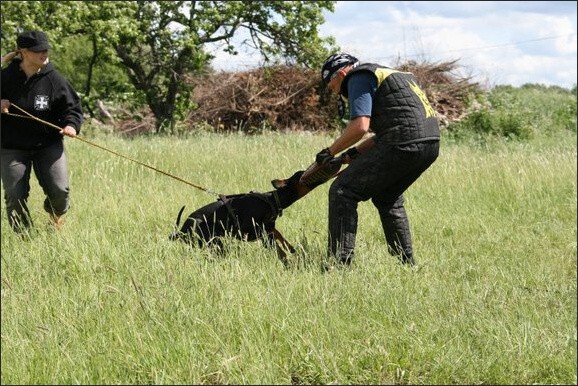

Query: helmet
left=321, top=53, right=359, bottom=84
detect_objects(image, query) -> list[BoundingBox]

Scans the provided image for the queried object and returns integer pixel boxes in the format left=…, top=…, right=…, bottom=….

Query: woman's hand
left=61, top=125, right=77, bottom=137
left=1, top=99, right=11, bottom=113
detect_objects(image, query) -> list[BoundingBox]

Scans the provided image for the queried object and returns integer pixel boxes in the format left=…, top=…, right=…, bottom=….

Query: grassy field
left=1, top=131, right=576, bottom=384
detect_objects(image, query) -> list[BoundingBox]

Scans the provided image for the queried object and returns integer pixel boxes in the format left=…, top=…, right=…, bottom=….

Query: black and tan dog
left=170, top=168, right=336, bottom=266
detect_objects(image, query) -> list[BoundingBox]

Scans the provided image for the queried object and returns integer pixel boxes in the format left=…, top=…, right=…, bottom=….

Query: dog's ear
left=271, top=178, right=287, bottom=189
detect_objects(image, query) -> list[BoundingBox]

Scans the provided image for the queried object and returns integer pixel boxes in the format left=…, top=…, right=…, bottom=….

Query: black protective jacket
left=1, top=58, right=83, bottom=150
left=341, top=63, right=440, bottom=144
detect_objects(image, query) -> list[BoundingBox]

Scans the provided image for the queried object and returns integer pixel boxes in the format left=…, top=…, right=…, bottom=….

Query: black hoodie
left=1, top=58, right=83, bottom=150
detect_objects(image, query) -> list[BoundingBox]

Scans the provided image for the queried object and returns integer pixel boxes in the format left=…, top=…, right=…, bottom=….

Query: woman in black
left=1, top=31, right=83, bottom=232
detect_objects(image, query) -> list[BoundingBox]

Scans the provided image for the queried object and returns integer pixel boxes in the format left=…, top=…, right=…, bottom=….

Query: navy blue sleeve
left=346, top=71, right=377, bottom=119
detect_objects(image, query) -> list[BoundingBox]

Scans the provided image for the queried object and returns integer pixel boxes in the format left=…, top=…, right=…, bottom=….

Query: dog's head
left=270, top=169, right=330, bottom=208
left=271, top=168, right=334, bottom=190
left=271, top=170, right=304, bottom=190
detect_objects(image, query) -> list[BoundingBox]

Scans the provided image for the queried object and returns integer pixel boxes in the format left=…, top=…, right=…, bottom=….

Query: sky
left=209, top=1, right=577, bottom=89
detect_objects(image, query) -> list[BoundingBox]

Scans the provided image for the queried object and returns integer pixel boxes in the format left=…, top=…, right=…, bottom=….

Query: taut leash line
left=3, top=103, right=220, bottom=196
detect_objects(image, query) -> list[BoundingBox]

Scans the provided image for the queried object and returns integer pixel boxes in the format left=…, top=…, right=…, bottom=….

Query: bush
left=446, top=84, right=576, bottom=142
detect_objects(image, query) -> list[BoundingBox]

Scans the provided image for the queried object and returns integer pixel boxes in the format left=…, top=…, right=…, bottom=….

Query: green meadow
left=1, top=131, right=576, bottom=384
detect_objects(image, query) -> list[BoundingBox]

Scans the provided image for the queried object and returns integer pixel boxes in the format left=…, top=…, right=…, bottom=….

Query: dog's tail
left=176, top=205, right=185, bottom=228
left=170, top=205, right=186, bottom=241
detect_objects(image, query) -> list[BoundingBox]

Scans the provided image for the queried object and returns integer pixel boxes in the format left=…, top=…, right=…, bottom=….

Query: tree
left=1, top=1, right=337, bottom=133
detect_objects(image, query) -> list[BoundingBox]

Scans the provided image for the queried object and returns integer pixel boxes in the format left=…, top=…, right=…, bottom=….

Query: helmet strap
left=337, top=95, right=346, bottom=119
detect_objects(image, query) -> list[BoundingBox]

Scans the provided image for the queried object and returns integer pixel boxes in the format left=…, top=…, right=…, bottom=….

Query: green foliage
left=3, top=2, right=574, bottom=141
left=49, top=35, right=144, bottom=117
left=446, top=84, right=577, bottom=143
left=1, top=1, right=338, bottom=133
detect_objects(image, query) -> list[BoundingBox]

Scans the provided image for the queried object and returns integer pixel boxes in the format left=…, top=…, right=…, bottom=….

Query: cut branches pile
left=187, top=59, right=479, bottom=132
left=111, top=59, right=480, bottom=134
left=186, top=66, right=332, bottom=132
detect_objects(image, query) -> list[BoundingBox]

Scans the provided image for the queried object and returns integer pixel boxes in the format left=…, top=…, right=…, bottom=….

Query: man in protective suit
left=305, top=53, right=440, bottom=269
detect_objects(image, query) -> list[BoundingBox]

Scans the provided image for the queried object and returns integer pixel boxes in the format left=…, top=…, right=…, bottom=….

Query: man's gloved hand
left=342, top=147, right=360, bottom=164
left=301, top=147, right=345, bottom=187
left=315, top=147, right=334, bottom=165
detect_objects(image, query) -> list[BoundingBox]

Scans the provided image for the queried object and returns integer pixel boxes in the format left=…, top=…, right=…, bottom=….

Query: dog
left=169, top=169, right=333, bottom=266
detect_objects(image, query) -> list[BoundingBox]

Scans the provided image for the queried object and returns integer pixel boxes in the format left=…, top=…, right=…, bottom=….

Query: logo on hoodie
left=34, top=95, right=49, bottom=111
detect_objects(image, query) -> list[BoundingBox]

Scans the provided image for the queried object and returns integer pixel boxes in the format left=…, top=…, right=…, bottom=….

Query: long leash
left=3, top=103, right=221, bottom=197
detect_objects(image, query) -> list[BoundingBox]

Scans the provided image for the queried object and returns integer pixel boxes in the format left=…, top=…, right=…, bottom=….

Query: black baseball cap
left=17, top=31, right=51, bottom=52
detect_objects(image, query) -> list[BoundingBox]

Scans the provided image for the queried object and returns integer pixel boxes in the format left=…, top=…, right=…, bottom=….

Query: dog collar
left=272, top=190, right=283, bottom=218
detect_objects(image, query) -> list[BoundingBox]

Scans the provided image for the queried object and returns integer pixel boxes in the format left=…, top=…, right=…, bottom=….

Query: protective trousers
left=328, top=140, right=439, bottom=265
left=1, top=141, right=70, bottom=232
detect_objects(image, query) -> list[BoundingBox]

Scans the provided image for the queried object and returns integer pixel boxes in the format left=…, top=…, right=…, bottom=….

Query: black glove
left=315, top=147, right=334, bottom=166
left=333, top=147, right=360, bottom=165
left=344, top=147, right=360, bottom=160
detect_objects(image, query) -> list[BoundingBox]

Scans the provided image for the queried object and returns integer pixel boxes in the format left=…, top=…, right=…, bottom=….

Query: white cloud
left=324, top=1, right=577, bottom=88
left=209, top=1, right=577, bottom=88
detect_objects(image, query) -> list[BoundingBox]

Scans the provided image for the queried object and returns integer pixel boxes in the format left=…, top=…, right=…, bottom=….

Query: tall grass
left=1, top=131, right=576, bottom=384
